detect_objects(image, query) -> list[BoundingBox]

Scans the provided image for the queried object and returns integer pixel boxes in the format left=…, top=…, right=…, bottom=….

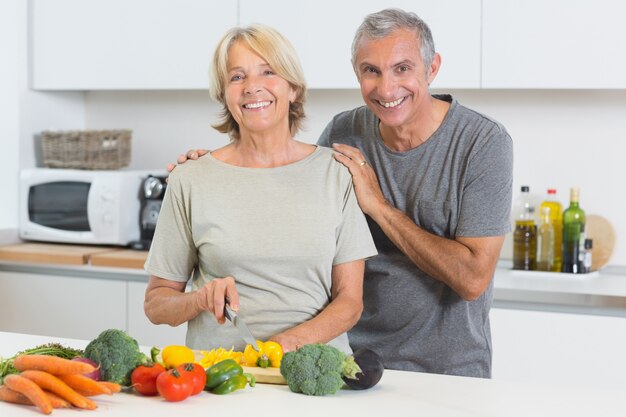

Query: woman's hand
left=195, top=276, right=240, bottom=324
left=270, top=333, right=303, bottom=353
left=166, top=149, right=210, bottom=173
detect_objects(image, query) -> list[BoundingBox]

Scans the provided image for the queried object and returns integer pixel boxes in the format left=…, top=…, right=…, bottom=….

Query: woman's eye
left=230, top=74, right=243, bottom=82
left=264, top=70, right=275, bottom=76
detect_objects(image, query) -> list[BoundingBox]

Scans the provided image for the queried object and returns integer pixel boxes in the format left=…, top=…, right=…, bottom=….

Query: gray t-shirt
left=145, top=146, right=377, bottom=353
left=318, top=95, right=513, bottom=377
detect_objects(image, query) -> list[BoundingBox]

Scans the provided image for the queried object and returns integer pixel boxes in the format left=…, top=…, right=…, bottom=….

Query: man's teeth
left=381, top=97, right=404, bottom=108
left=244, top=101, right=271, bottom=109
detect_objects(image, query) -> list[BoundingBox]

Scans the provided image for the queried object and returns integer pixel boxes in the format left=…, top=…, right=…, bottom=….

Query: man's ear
left=427, top=52, right=442, bottom=84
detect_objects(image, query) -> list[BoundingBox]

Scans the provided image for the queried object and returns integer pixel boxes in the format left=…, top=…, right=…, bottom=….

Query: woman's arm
left=144, top=275, right=240, bottom=327
left=271, top=259, right=364, bottom=352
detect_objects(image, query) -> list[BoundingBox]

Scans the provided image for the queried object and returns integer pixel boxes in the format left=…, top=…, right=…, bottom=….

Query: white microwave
left=19, top=168, right=163, bottom=246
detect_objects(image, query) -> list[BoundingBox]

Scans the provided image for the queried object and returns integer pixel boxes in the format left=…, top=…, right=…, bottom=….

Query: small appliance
left=130, top=175, right=167, bottom=250
left=19, top=168, right=162, bottom=246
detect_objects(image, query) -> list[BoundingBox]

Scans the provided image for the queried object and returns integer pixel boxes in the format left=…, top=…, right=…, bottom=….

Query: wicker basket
left=41, top=130, right=132, bottom=170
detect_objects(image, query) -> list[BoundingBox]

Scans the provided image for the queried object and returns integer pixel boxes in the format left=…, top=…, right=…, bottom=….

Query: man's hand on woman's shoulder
left=167, top=149, right=210, bottom=173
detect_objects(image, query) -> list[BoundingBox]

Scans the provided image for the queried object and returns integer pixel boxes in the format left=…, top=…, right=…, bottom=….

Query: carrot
left=0, top=385, right=33, bottom=406
left=20, top=370, right=97, bottom=410
left=14, top=354, right=96, bottom=375
left=43, top=391, right=71, bottom=408
left=3, top=374, right=53, bottom=415
left=58, top=374, right=111, bottom=396
left=99, top=381, right=122, bottom=393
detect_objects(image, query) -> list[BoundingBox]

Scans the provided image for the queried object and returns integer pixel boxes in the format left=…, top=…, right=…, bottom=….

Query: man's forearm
left=370, top=202, right=500, bottom=300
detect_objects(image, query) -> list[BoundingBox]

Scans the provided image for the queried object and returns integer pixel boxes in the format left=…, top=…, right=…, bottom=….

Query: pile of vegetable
left=0, top=343, right=83, bottom=384
left=83, top=329, right=149, bottom=386
left=131, top=344, right=254, bottom=401
left=280, top=344, right=384, bottom=396
left=0, top=354, right=121, bottom=414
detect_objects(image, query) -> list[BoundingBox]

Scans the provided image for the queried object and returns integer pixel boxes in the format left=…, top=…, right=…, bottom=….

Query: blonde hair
left=210, top=24, right=307, bottom=140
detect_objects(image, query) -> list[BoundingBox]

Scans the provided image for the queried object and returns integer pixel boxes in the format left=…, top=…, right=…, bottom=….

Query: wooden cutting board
left=0, top=243, right=117, bottom=265
left=90, top=249, right=148, bottom=269
left=586, top=214, right=616, bottom=271
left=186, top=350, right=286, bottom=385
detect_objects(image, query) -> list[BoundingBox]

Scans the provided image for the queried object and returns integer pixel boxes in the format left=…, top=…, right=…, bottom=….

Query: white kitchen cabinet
left=127, top=281, right=186, bottom=347
left=482, top=0, right=626, bottom=88
left=31, top=0, right=237, bottom=90
left=0, top=271, right=126, bottom=341
left=490, top=308, right=626, bottom=389
left=239, top=0, right=481, bottom=89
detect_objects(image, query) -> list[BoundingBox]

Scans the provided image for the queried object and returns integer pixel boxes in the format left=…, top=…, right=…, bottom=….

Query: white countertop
left=0, top=331, right=623, bottom=417
left=494, top=262, right=626, bottom=315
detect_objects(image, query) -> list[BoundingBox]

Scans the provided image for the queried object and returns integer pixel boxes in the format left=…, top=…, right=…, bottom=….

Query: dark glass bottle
left=562, top=188, right=586, bottom=273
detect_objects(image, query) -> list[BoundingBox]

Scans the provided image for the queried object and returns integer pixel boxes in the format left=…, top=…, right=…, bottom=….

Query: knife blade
left=224, top=304, right=259, bottom=351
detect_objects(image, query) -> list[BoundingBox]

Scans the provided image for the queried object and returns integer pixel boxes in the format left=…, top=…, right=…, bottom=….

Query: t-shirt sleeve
left=456, top=126, right=514, bottom=237
left=144, top=172, right=197, bottom=282
left=333, top=176, right=378, bottom=265
left=317, top=119, right=334, bottom=147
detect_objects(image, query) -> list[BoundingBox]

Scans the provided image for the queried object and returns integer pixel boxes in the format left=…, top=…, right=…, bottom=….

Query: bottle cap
left=570, top=187, right=580, bottom=202
left=547, top=188, right=557, bottom=194
left=521, top=185, right=530, bottom=192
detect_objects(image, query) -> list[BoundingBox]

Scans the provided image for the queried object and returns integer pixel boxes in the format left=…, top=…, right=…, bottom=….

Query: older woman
left=143, top=24, right=377, bottom=353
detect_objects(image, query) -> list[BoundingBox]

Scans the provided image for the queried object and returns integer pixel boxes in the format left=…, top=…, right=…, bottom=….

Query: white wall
left=84, top=89, right=626, bottom=267
left=0, top=0, right=20, bottom=230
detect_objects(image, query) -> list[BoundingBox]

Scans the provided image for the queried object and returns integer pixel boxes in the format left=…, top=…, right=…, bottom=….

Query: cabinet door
left=239, top=0, right=481, bottom=89
left=31, top=0, right=237, bottom=90
left=127, top=281, right=186, bottom=347
left=483, top=0, right=626, bottom=88
left=0, top=272, right=126, bottom=341
left=490, top=308, right=626, bottom=388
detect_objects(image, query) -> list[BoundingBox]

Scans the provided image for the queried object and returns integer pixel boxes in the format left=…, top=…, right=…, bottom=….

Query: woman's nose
left=244, top=77, right=262, bottom=95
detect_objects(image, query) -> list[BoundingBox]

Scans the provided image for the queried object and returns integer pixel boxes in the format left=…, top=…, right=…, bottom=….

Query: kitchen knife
left=224, top=304, right=259, bottom=351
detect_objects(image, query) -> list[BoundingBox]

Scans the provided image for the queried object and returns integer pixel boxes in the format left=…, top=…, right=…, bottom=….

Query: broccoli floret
left=279, top=344, right=361, bottom=396
left=84, top=329, right=148, bottom=386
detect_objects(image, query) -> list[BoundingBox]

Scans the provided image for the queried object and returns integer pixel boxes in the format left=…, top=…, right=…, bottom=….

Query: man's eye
left=398, top=66, right=409, bottom=72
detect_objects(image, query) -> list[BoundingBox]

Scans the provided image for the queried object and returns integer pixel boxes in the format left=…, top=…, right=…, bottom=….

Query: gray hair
left=351, top=8, right=436, bottom=77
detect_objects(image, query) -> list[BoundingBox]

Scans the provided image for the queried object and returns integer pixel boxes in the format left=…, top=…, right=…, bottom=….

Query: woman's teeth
left=244, top=101, right=271, bottom=109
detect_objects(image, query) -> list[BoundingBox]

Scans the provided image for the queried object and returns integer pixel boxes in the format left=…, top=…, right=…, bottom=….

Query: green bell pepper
left=205, top=359, right=243, bottom=390
left=211, top=373, right=255, bottom=395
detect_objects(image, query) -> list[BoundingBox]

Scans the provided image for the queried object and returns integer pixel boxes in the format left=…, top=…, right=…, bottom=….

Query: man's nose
left=377, top=73, right=396, bottom=98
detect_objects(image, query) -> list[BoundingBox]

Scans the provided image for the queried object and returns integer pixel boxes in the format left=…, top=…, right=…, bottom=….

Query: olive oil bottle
left=562, top=187, right=586, bottom=273
left=538, top=189, right=563, bottom=272
left=512, top=186, right=537, bottom=270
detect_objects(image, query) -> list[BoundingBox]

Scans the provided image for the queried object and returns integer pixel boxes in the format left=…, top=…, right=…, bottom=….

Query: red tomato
left=176, top=363, right=207, bottom=395
left=156, top=368, right=194, bottom=402
left=131, top=363, right=166, bottom=396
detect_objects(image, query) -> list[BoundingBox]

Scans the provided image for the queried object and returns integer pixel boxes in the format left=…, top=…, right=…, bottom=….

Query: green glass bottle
left=561, top=187, right=586, bottom=273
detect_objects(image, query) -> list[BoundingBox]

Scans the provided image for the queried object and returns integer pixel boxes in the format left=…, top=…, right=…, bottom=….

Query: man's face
left=354, top=29, right=436, bottom=129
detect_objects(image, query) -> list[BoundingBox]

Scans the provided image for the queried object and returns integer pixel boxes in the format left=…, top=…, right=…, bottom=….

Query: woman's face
left=224, top=41, right=297, bottom=138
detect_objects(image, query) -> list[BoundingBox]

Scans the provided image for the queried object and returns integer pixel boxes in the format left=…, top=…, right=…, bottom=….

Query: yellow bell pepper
left=160, top=345, right=196, bottom=368
left=198, top=347, right=243, bottom=368
left=242, top=340, right=283, bottom=368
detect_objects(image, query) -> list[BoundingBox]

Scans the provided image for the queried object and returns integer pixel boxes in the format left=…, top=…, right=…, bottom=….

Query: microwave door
left=28, top=181, right=91, bottom=232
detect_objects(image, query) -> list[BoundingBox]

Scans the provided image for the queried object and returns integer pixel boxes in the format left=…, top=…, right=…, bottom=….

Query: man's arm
left=331, top=143, right=504, bottom=301
left=372, top=203, right=503, bottom=300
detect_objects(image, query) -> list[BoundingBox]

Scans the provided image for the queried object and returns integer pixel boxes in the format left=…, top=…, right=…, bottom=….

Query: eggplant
left=343, top=348, right=384, bottom=390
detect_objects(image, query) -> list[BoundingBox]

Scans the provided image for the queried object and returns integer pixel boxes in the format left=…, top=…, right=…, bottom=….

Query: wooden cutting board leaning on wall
left=586, top=214, right=615, bottom=271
